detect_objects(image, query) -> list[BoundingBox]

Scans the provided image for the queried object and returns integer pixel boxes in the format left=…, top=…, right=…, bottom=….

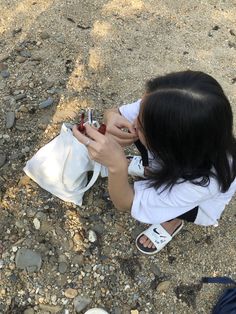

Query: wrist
left=108, top=159, right=128, bottom=174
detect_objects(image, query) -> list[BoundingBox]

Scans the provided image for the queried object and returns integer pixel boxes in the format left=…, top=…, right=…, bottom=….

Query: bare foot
left=138, top=219, right=182, bottom=249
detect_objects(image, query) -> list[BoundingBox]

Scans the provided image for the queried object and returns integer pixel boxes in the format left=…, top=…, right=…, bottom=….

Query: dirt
left=0, top=0, right=236, bottom=313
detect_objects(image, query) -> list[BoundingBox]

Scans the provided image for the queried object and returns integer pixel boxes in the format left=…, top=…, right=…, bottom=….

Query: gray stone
left=58, top=262, right=68, bottom=274
left=1, top=70, right=10, bottom=79
left=5, top=111, right=15, bottom=129
left=92, top=223, right=105, bottom=235
left=20, top=50, right=31, bottom=58
left=15, top=248, right=42, bottom=272
left=150, top=263, right=161, bottom=276
left=112, top=308, right=122, bottom=314
left=39, top=97, right=54, bottom=109
left=40, top=31, right=50, bottom=40
left=15, top=94, right=27, bottom=101
left=73, top=296, right=91, bottom=313
left=12, top=28, right=22, bottom=36
left=0, top=153, right=6, bottom=168
left=39, top=304, right=62, bottom=313
left=55, top=36, right=65, bottom=44
left=72, top=254, right=84, bottom=266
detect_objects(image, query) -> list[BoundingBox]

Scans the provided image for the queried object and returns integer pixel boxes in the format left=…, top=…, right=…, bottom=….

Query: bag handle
left=77, top=161, right=101, bottom=195
left=202, top=277, right=236, bottom=285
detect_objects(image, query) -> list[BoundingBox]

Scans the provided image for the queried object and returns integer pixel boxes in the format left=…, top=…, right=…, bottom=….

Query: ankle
left=162, top=219, right=182, bottom=235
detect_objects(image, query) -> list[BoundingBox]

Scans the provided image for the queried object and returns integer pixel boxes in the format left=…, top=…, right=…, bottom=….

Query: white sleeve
left=119, top=99, right=141, bottom=123
left=131, top=179, right=219, bottom=224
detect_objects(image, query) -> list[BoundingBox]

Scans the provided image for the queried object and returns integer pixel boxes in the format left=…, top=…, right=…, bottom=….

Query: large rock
left=5, top=111, right=15, bottom=129
left=73, top=296, right=91, bottom=313
left=15, top=248, right=42, bottom=272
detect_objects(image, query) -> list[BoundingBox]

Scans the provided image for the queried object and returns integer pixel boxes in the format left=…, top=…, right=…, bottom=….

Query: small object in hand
left=88, top=109, right=93, bottom=125
left=98, top=123, right=106, bottom=135
left=77, top=112, right=85, bottom=133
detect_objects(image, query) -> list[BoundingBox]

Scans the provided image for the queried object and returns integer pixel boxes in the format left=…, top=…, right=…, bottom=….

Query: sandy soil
left=0, top=0, right=236, bottom=313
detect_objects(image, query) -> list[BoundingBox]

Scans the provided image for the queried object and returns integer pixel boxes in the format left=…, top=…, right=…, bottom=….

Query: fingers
left=84, top=124, right=106, bottom=142
left=72, top=124, right=96, bottom=148
left=110, top=135, right=138, bottom=147
left=107, top=126, right=137, bottom=140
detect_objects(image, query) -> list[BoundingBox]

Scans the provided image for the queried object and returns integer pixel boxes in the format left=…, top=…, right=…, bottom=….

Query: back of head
left=141, top=71, right=236, bottom=192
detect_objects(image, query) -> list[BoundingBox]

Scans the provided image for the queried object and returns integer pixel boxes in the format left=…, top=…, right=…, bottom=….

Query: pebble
left=51, top=295, right=57, bottom=303
left=24, top=308, right=34, bottom=314
left=18, top=175, right=31, bottom=186
left=58, top=261, right=68, bottom=274
left=40, top=31, right=50, bottom=40
left=150, top=264, right=161, bottom=276
left=33, top=218, right=41, bottom=230
left=21, top=146, right=30, bottom=154
left=88, top=230, right=97, bottom=243
left=73, top=296, right=92, bottom=313
left=0, top=153, right=6, bottom=167
left=39, top=304, right=62, bottom=313
left=12, top=28, right=22, bottom=36
left=64, top=288, right=78, bottom=298
left=12, top=246, right=18, bottom=252
left=16, top=56, right=27, bottom=63
left=20, top=50, right=32, bottom=58
left=15, top=93, right=27, bottom=101
left=72, top=254, right=84, bottom=266
left=5, top=111, right=15, bottom=129
left=84, top=309, right=109, bottom=314
left=0, top=63, right=8, bottom=71
left=39, top=97, right=54, bottom=109
left=156, top=280, right=171, bottom=293
left=1, top=70, right=10, bottom=79
left=15, top=248, right=42, bottom=272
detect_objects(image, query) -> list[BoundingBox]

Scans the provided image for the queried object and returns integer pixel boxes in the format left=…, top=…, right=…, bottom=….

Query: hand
left=104, top=108, right=138, bottom=146
left=72, top=124, right=128, bottom=172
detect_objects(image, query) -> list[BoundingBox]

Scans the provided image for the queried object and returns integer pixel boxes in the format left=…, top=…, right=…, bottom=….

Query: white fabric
left=119, top=99, right=141, bottom=122
left=128, top=156, right=145, bottom=178
left=24, top=123, right=105, bottom=205
left=119, top=100, right=236, bottom=226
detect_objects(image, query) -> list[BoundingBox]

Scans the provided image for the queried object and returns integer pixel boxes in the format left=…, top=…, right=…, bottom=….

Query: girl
left=72, top=70, right=236, bottom=255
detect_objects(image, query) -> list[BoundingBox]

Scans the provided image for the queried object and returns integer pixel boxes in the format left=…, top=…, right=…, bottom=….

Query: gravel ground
left=0, top=1, right=236, bottom=313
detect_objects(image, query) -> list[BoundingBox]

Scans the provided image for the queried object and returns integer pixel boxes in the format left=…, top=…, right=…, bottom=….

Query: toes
left=139, top=236, right=155, bottom=248
left=139, top=235, right=147, bottom=244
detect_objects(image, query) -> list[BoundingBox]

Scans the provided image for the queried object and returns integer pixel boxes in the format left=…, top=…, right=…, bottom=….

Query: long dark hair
left=140, top=70, right=236, bottom=192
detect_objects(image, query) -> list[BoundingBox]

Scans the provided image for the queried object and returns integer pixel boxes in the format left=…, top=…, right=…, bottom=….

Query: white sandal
left=135, top=221, right=184, bottom=255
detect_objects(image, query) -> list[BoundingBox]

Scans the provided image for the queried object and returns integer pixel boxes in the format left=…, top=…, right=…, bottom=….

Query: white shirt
left=119, top=100, right=236, bottom=226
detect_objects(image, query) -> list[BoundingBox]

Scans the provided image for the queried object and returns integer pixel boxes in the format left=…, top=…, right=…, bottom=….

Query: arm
left=72, top=124, right=134, bottom=211
left=108, top=162, right=134, bottom=212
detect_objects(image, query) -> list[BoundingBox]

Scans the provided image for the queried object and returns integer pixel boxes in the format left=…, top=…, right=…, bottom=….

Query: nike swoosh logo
left=153, top=228, right=167, bottom=239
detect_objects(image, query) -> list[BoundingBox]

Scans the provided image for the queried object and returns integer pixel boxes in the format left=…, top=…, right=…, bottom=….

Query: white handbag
left=24, top=123, right=107, bottom=205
